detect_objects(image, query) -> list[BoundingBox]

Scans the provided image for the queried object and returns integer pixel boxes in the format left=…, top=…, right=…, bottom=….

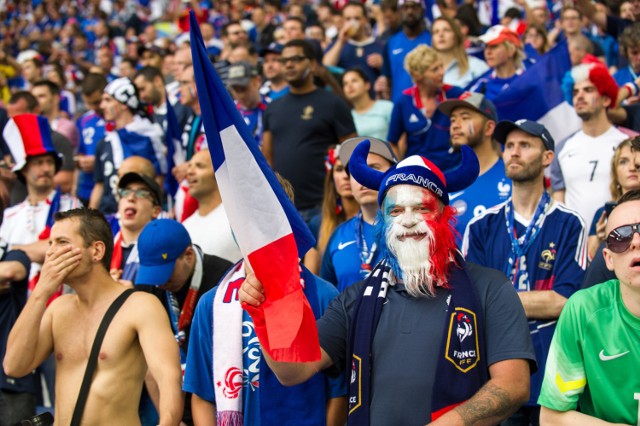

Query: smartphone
left=604, top=201, right=617, bottom=216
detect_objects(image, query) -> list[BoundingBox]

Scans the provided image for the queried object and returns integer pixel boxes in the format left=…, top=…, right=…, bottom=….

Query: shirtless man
left=3, top=208, right=183, bottom=425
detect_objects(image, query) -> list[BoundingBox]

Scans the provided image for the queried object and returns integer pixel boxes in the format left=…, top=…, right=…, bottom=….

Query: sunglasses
left=606, top=223, right=640, bottom=253
left=117, top=188, right=156, bottom=203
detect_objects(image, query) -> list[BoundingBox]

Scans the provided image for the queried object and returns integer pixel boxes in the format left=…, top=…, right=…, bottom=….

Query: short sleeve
left=332, top=97, right=356, bottom=139
left=93, top=139, right=106, bottom=183
left=537, top=298, right=585, bottom=411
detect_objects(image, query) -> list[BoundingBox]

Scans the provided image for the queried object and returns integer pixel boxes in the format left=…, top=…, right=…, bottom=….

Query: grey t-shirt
left=318, top=262, right=536, bottom=425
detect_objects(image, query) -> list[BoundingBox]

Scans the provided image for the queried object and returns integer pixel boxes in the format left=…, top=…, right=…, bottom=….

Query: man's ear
left=603, top=247, right=615, bottom=272
left=92, top=240, right=106, bottom=263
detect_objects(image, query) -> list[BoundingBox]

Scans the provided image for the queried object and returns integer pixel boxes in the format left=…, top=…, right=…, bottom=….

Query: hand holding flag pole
left=188, top=12, right=320, bottom=362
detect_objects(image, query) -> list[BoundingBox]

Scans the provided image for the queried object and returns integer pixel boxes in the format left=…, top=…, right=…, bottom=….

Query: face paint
left=467, top=121, right=475, bottom=137
left=381, top=185, right=459, bottom=297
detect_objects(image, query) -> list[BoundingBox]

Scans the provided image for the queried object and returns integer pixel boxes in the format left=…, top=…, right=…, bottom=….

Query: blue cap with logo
left=135, top=219, right=192, bottom=286
left=494, top=119, right=555, bottom=151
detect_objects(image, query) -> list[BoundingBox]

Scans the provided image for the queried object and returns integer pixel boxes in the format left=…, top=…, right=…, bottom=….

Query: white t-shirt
left=0, top=191, right=82, bottom=278
left=182, top=204, right=242, bottom=263
left=557, top=126, right=627, bottom=224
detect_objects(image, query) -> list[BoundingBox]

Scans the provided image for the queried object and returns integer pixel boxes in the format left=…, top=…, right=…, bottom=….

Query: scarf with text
left=213, top=262, right=326, bottom=425
left=347, top=255, right=487, bottom=424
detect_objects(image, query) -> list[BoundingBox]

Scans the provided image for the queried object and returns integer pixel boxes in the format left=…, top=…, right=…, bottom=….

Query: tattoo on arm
left=453, top=382, right=513, bottom=426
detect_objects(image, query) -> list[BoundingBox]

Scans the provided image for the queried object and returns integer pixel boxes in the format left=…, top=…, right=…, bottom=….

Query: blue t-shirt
left=382, top=30, right=432, bottom=102
left=614, top=66, right=637, bottom=87
left=236, top=101, right=267, bottom=147
left=387, top=85, right=464, bottom=172
left=321, top=215, right=380, bottom=292
left=450, top=158, right=511, bottom=242
left=183, top=265, right=346, bottom=425
left=463, top=200, right=587, bottom=404
left=327, top=38, right=384, bottom=94
left=76, top=110, right=106, bottom=200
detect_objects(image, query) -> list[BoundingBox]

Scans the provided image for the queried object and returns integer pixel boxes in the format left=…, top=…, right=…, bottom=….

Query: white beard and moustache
left=385, top=220, right=438, bottom=298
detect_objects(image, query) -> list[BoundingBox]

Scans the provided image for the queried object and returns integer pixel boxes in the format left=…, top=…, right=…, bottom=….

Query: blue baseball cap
left=135, top=219, right=192, bottom=286
left=494, top=119, right=555, bottom=151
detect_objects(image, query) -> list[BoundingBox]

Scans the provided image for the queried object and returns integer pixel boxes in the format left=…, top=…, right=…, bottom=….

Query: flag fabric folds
left=493, top=41, right=582, bottom=143
left=188, top=12, right=320, bottom=362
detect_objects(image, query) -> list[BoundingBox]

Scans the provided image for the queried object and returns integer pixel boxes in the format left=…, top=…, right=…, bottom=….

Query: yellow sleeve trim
left=555, top=373, right=586, bottom=394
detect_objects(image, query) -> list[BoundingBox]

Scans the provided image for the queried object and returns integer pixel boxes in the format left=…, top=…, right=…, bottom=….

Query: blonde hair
left=404, top=45, right=439, bottom=77
left=504, top=41, right=525, bottom=69
left=433, top=17, right=469, bottom=77
left=610, top=138, right=637, bottom=199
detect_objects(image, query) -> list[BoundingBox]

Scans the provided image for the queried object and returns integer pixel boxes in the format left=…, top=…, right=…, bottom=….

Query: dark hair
left=343, top=1, right=367, bottom=17
left=134, top=65, right=164, bottom=83
left=81, top=73, right=108, bottom=96
left=9, top=91, right=38, bottom=112
left=504, top=7, right=522, bottom=19
left=54, top=208, right=114, bottom=272
left=285, top=16, right=307, bottom=31
left=617, top=188, right=640, bottom=204
left=455, top=4, right=483, bottom=37
left=25, top=57, right=44, bottom=69
left=560, top=5, right=583, bottom=19
left=121, top=56, right=138, bottom=69
left=283, top=39, right=315, bottom=60
left=380, top=0, right=398, bottom=12
left=342, top=67, right=370, bottom=84
left=222, top=20, right=243, bottom=37
left=32, top=79, right=61, bottom=96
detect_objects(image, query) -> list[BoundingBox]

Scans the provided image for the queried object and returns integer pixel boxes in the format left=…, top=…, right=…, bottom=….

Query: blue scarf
left=347, top=255, right=487, bottom=424
left=259, top=265, right=326, bottom=425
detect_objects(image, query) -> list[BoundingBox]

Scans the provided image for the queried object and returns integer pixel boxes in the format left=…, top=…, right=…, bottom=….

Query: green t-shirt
left=538, top=280, right=640, bottom=423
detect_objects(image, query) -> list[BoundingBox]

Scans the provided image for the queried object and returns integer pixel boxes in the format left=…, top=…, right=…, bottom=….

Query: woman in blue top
left=386, top=44, right=464, bottom=171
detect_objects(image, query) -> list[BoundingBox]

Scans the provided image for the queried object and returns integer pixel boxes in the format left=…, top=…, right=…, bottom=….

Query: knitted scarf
left=213, top=263, right=326, bottom=425
left=347, top=255, right=487, bottom=424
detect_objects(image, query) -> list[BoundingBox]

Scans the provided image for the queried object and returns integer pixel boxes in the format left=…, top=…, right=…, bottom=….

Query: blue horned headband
left=348, top=140, right=480, bottom=206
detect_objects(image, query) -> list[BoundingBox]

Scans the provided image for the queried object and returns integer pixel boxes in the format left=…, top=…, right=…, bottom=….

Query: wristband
left=624, top=81, right=639, bottom=97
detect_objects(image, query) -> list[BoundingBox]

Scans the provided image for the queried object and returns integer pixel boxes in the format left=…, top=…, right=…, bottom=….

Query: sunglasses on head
left=606, top=223, right=640, bottom=253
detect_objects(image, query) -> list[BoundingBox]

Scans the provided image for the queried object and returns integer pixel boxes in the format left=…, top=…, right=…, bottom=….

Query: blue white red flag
left=493, top=41, right=581, bottom=143
left=188, top=12, right=320, bottom=362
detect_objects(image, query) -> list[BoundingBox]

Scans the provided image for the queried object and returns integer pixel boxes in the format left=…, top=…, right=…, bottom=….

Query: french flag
left=493, top=41, right=582, bottom=143
left=3, top=114, right=57, bottom=172
left=189, top=12, right=321, bottom=362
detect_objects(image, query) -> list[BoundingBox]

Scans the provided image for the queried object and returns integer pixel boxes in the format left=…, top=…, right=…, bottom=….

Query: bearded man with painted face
left=240, top=140, right=536, bottom=425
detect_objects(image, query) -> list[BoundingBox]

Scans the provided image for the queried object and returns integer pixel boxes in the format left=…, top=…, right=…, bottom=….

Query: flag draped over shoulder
left=493, top=41, right=581, bottom=143
left=188, top=12, right=320, bottom=362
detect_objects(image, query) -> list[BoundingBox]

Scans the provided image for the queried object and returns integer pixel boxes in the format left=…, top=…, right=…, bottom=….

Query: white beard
left=386, top=221, right=437, bottom=298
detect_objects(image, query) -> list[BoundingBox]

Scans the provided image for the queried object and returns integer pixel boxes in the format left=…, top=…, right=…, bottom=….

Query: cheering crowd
left=0, top=0, right=639, bottom=424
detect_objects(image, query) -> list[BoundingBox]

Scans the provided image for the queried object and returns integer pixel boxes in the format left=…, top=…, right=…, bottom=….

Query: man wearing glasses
left=262, top=39, right=356, bottom=225
left=539, top=189, right=640, bottom=424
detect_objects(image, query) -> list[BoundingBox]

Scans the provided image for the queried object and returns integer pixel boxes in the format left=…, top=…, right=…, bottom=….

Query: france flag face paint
left=382, top=185, right=438, bottom=298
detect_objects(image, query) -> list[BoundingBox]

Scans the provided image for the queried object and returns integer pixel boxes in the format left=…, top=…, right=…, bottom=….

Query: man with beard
left=438, top=92, right=511, bottom=239
left=240, top=141, right=535, bottom=424
left=550, top=63, right=627, bottom=226
left=463, top=120, right=587, bottom=425
left=262, top=39, right=356, bottom=224
left=376, top=0, right=432, bottom=102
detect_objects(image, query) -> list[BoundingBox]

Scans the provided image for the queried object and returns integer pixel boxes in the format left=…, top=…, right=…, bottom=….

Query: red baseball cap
left=479, top=25, right=522, bottom=48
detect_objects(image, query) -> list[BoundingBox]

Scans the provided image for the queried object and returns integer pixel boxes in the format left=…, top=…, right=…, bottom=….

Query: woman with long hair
left=305, top=145, right=359, bottom=274
left=431, top=16, right=489, bottom=88
left=587, top=138, right=640, bottom=259
left=342, top=68, right=394, bottom=140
